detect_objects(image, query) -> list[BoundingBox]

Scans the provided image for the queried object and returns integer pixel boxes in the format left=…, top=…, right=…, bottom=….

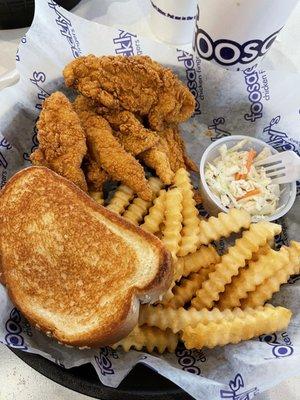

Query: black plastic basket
left=0, top=0, right=82, bottom=29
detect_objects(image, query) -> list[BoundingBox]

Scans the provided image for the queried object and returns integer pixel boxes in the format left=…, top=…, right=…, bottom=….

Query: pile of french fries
left=90, top=168, right=300, bottom=353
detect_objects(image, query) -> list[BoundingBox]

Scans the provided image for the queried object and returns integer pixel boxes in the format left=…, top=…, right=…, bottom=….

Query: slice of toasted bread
left=0, top=167, right=172, bottom=348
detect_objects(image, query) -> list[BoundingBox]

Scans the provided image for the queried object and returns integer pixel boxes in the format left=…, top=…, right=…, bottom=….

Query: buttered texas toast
left=0, top=167, right=172, bottom=348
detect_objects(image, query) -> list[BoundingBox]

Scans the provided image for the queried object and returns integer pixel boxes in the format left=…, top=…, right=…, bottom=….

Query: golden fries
left=191, top=222, right=282, bottom=310
left=288, top=240, right=300, bottom=272
left=139, top=305, right=235, bottom=333
left=250, top=243, right=271, bottom=261
left=123, top=177, right=163, bottom=225
left=89, top=191, right=104, bottom=205
left=241, top=266, right=295, bottom=309
left=111, top=326, right=178, bottom=353
left=140, top=190, right=166, bottom=234
left=196, top=208, right=251, bottom=246
left=162, top=187, right=183, bottom=260
left=241, top=241, right=300, bottom=308
left=182, top=305, right=292, bottom=349
left=106, top=184, right=134, bottom=214
left=167, top=266, right=214, bottom=309
left=173, top=168, right=200, bottom=256
left=181, top=245, right=220, bottom=277
left=218, top=246, right=290, bottom=310
left=102, top=169, right=294, bottom=354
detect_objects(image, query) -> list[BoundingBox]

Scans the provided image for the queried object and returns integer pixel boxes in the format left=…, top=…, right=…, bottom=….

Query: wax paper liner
left=0, top=1, right=300, bottom=399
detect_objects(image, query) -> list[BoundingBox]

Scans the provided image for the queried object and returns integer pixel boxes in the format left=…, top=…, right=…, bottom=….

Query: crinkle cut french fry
left=173, top=168, right=200, bottom=256
left=123, top=177, right=163, bottom=225
left=196, top=208, right=251, bottom=246
left=140, top=190, right=166, bottom=234
left=173, top=257, right=185, bottom=282
left=217, top=246, right=290, bottom=310
left=171, top=245, right=219, bottom=289
left=162, top=187, right=183, bottom=260
left=159, top=281, right=177, bottom=304
left=250, top=243, right=271, bottom=262
left=139, top=304, right=245, bottom=333
left=148, top=176, right=164, bottom=194
left=241, top=265, right=295, bottom=309
left=89, top=191, right=104, bottom=205
left=191, top=222, right=282, bottom=310
left=111, top=326, right=178, bottom=353
left=288, top=241, right=300, bottom=273
left=167, top=266, right=215, bottom=309
left=182, top=305, right=292, bottom=349
left=241, top=241, right=300, bottom=308
left=106, top=184, right=134, bottom=214
left=181, top=245, right=220, bottom=277
left=139, top=304, right=281, bottom=333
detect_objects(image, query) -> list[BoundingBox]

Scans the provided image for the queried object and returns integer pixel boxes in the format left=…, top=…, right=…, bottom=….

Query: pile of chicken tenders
left=31, top=54, right=196, bottom=200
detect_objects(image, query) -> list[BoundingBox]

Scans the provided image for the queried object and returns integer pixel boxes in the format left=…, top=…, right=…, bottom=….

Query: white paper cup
left=150, top=0, right=197, bottom=45
left=199, top=135, right=297, bottom=222
left=194, top=0, right=299, bottom=70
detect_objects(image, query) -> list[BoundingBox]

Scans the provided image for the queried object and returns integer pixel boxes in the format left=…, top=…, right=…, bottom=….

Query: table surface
left=1, top=1, right=300, bottom=399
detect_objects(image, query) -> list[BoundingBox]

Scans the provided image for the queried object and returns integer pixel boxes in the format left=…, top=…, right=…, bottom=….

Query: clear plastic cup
left=199, top=135, right=297, bottom=222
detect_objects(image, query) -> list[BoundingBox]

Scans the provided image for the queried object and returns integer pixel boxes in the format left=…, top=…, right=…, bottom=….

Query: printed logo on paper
left=4, top=308, right=28, bottom=350
left=175, top=346, right=204, bottom=375
left=24, top=71, right=48, bottom=161
left=0, top=138, right=12, bottom=188
left=94, top=347, right=118, bottom=376
left=208, top=117, right=232, bottom=141
left=151, top=1, right=196, bottom=21
left=194, top=4, right=281, bottom=68
left=243, top=65, right=268, bottom=122
left=113, top=30, right=142, bottom=56
left=30, top=71, right=50, bottom=111
left=263, top=116, right=300, bottom=153
left=48, top=0, right=81, bottom=58
left=0, top=138, right=11, bottom=169
left=262, top=115, right=300, bottom=196
left=220, top=373, right=258, bottom=399
left=23, top=117, right=39, bottom=162
left=177, top=50, right=202, bottom=116
left=16, top=36, right=27, bottom=62
left=260, top=332, right=294, bottom=359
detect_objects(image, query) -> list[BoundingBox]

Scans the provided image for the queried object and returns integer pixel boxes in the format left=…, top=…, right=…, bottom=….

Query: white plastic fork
left=254, top=150, right=300, bottom=184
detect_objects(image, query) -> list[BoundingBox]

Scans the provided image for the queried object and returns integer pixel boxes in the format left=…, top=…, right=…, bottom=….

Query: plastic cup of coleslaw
left=199, top=135, right=297, bottom=222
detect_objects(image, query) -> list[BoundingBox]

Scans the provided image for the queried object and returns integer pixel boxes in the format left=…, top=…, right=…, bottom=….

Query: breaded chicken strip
left=163, top=125, right=198, bottom=172
left=73, top=97, right=152, bottom=201
left=139, top=137, right=174, bottom=185
left=74, top=96, right=159, bottom=155
left=63, top=55, right=195, bottom=131
left=103, top=111, right=159, bottom=156
left=83, top=155, right=108, bottom=192
left=30, top=91, right=87, bottom=191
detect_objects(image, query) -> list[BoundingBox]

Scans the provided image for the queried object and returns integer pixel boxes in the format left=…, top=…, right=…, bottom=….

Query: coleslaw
left=204, top=139, right=281, bottom=217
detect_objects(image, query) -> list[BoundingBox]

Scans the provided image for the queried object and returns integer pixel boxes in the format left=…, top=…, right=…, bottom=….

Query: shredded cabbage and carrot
left=204, top=139, right=280, bottom=217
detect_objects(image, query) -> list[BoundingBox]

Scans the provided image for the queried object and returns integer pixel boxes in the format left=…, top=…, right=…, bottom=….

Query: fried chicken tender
left=73, top=96, right=152, bottom=201
left=164, top=125, right=197, bottom=172
left=139, top=137, right=174, bottom=185
left=83, top=155, right=108, bottom=192
left=63, top=55, right=195, bottom=131
left=138, top=124, right=196, bottom=184
left=30, top=91, right=87, bottom=191
left=103, top=111, right=159, bottom=155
